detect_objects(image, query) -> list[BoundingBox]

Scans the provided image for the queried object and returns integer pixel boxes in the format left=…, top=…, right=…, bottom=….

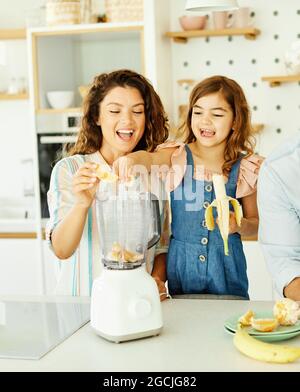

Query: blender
left=90, top=185, right=163, bottom=343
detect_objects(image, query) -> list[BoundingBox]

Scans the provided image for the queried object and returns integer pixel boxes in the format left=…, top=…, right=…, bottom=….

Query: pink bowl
left=179, top=15, right=207, bottom=31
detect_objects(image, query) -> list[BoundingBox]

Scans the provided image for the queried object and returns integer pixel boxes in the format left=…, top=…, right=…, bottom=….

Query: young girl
left=124, top=75, right=264, bottom=299
left=46, top=69, right=170, bottom=297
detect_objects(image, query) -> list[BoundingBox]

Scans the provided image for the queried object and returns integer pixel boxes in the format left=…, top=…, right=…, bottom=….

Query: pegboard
left=169, top=0, right=300, bottom=157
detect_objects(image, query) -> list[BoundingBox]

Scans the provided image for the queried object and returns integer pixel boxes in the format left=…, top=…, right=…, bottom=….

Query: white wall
left=0, top=101, right=33, bottom=199
left=169, top=0, right=300, bottom=157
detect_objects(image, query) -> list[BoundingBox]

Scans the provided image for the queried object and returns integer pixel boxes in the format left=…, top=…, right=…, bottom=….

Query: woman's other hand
left=153, top=276, right=168, bottom=302
left=73, top=162, right=100, bottom=208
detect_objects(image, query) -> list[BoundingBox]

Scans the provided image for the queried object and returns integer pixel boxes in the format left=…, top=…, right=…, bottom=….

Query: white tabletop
left=0, top=296, right=299, bottom=372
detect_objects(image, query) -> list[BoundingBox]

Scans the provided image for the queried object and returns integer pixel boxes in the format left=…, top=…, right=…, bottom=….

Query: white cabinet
left=32, top=24, right=145, bottom=112
left=42, top=240, right=58, bottom=295
left=28, top=0, right=173, bottom=114
left=243, top=241, right=274, bottom=301
left=0, top=239, right=40, bottom=295
left=0, top=238, right=60, bottom=296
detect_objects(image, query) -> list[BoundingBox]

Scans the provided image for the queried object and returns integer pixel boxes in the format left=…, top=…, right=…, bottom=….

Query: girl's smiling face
left=191, top=92, right=235, bottom=148
left=98, top=86, right=145, bottom=156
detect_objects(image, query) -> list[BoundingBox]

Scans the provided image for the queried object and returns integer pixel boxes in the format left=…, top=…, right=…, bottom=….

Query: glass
left=96, top=186, right=161, bottom=270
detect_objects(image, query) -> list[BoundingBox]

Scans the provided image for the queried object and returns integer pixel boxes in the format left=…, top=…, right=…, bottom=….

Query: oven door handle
left=40, top=136, right=77, bottom=144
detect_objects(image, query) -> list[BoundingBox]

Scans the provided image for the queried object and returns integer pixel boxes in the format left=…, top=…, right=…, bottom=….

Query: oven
left=37, top=133, right=77, bottom=218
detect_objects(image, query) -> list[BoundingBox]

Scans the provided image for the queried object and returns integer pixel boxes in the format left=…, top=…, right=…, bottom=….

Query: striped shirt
left=46, top=151, right=170, bottom=296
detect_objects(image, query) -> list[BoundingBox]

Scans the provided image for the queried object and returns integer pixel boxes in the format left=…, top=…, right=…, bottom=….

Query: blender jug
left=96, top=188, right=161, bottom=270
left=91, top=186, right=164, bottom=343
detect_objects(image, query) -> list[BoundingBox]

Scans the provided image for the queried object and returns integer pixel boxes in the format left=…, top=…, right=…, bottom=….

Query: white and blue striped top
left=46, top=151, right=170, bottom=296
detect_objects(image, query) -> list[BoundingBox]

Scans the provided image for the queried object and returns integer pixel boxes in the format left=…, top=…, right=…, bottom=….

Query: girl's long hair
left=68, top=69, right=169, bottom=156
left=184, top=75, right=255, bottom=175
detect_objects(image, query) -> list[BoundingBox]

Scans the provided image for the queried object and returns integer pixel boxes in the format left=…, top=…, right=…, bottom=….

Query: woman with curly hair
left=46, top=69, right=170, bottom=296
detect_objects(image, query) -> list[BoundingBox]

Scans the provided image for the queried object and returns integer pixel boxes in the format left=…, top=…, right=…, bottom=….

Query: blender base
left=92, top=326, right=163, bottom=344
left=90, top=267, right=164, bottom=344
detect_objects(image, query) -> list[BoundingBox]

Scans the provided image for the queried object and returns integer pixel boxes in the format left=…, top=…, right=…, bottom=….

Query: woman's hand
left=72, top=162, right=100, bottom=208
left=153, top=276, right=168, bottom=302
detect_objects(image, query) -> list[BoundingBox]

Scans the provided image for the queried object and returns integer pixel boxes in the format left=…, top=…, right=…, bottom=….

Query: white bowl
left=46, top=90, right=74, bottom=109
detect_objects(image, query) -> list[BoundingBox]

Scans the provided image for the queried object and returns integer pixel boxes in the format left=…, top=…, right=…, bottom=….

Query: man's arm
left=258, top=162, right=300, bottom=299
left=283, top=278, right=300, bottom=300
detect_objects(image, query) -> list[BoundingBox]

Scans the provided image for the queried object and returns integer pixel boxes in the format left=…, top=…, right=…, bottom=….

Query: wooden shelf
left=0, top=93, right=29, bottom=100
left=261, top=74, right=300, bottom=87
left=165, top=27, right=260, bottom=43
left=0, top=232, right=37, bottom=239
left=37, top=107, right=82, bottom=114
left=0, top=28, right=26, bottom=40
left=0, top=229, right=45, bottom=239
left=31, top=22, right=143, bottom=37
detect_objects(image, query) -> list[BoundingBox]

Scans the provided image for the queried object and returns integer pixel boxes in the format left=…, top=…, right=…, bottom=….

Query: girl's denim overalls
left=167, top=145, right=249, bottom=299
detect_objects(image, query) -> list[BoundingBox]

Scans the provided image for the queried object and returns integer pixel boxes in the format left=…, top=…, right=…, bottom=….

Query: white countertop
left=0, top=296, right=299, bottom=372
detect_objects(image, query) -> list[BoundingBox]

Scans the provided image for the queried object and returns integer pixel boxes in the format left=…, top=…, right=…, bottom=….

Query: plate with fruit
left=224, top=299, right=300, bottom=342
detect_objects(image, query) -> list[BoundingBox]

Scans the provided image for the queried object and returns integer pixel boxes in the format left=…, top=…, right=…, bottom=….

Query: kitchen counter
left=0, top=296, right=299, bottom=372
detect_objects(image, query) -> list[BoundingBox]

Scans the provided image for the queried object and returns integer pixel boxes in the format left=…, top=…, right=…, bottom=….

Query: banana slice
left=123, top=249, right=144, bottom=263
left=107, top=251, right=121, bottom=262
left=95, top=164, right=118, bottom=182
left=106, top=242, right=144, bottom=263
left=238, top=310, right=255, bottom=326
left=251, top=318, right=278, bottom=332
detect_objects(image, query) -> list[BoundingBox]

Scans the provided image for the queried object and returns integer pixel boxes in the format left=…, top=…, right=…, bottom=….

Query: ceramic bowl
left=179, top=15, right=207, bottom=31
left=46, top=90, right=74, bottom=109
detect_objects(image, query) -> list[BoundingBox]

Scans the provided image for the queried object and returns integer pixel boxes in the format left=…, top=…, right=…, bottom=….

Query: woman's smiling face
left=191, top=92, right=235, bottom=148
left=98, top=86, right=146, bottom=156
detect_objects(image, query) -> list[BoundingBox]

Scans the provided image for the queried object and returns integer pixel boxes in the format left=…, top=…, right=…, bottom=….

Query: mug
left=232, top=7, right=252, bottom=28
left=212, top=11, right=233, bottom=30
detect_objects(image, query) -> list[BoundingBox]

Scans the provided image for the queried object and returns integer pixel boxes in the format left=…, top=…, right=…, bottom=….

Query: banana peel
left=205, top=174, right=243, bottom=255
left=233, top=327, right=300, bottom=364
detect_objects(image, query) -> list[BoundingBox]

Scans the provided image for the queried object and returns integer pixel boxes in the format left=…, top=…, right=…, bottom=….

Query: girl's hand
left=72, top=162, right=100, bottom=208
left=112, top=155, right=136, bottom=182
left=216, top=211, right=241, bottom=234
left=113, top=152, right=150, bottom=182
left=153, top=276, right=168, bottom=302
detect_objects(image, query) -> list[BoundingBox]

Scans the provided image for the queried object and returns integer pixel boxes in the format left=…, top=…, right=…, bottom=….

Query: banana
left=205, top=174, right=243, bottom=255
left=233, top=328, right=300, bottom=364
left=95, top=164, right=118, bottom=182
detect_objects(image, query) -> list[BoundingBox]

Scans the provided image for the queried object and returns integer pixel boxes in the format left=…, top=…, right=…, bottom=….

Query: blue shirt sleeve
left=258, top=161, right=300, bottom=297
